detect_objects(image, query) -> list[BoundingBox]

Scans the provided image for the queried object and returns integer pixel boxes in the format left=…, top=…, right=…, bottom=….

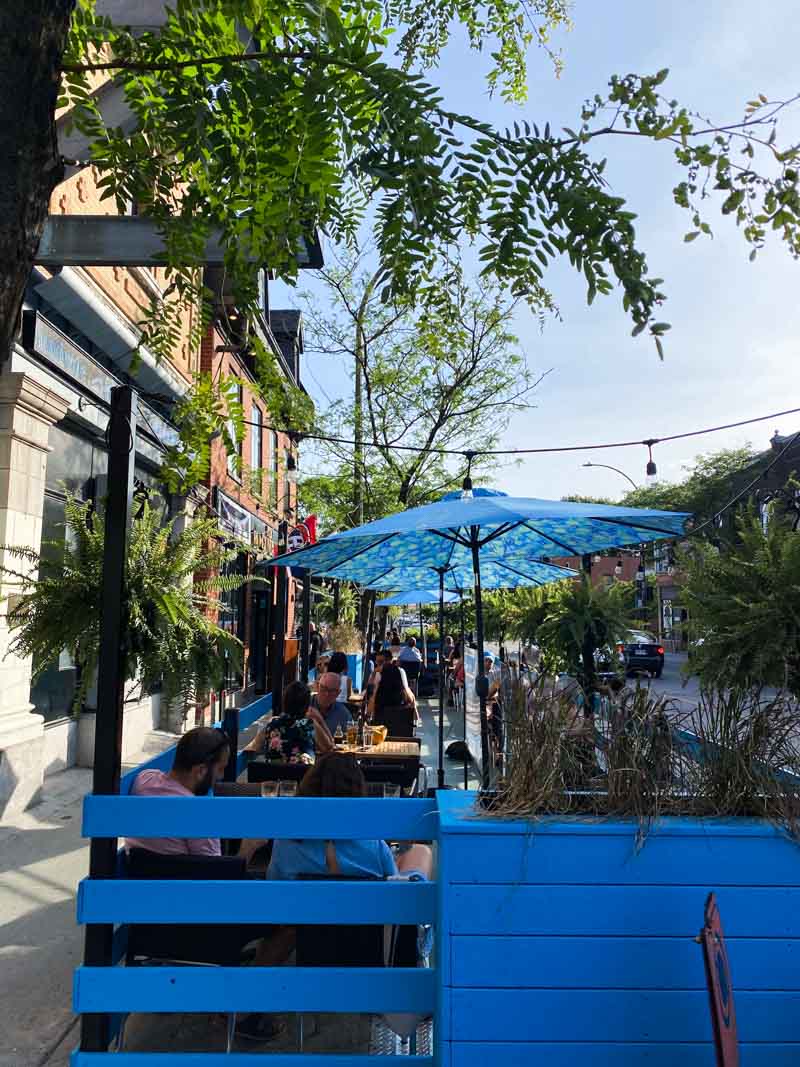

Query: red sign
left=699, top=892, right=739, bottom=1067
left=276, top=516, right=318, bottom=555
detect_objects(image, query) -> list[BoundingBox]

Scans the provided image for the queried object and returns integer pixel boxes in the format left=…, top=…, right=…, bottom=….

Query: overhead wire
left=233, top=402, right=800, bottom=460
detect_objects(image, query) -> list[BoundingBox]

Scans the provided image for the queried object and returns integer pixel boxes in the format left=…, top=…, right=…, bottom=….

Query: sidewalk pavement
left=0, top=732, right=179, bottom=1067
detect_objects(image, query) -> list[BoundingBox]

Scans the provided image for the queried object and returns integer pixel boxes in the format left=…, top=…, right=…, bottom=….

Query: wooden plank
left=238, top=694, right=273, bottom=730
left=450, top=989, right=800, bottom=1043
left=451, top=935, right=800, bottom=990
left=436, top=790, right=787, bottom=838
left=83, top=795, right=438, bottom=841
left=449, top=885, right=800, bottom=937
left=71, top=1056, right=434, bottom=1066
left=74, top=965, right=435, bottom=1015
left=77, top=877, right=436, bottom=925
left=444, top=831, right=800, bottom=886
left=450, top=1042, right=799, bottom=1067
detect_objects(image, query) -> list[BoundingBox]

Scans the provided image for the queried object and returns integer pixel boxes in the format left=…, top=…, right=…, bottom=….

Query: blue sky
left=275, top=0, right=800, bottom=502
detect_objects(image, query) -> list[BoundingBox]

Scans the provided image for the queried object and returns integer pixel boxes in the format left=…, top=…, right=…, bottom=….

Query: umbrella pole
left=460, top=591, right=468, bottom=790
left=470, top=527, right=492, bottom=790
left=437, top=568, right=446, bottom=789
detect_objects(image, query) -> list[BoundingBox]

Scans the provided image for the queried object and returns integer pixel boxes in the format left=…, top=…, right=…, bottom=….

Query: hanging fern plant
left=1, top=496, right=257, bottom=713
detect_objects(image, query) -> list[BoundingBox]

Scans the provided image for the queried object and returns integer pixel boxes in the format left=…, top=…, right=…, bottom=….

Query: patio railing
left=72, top=697, right=441, bottom=1065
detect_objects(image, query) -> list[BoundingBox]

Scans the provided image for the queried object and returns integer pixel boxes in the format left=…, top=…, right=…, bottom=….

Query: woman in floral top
left=244, top=681, right=334, bottom=763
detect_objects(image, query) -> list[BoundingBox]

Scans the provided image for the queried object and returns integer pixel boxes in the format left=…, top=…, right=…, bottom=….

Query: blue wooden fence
left=73, top=792, right=439, bottom=1066
left=73, top=695, right=800, bottom=1065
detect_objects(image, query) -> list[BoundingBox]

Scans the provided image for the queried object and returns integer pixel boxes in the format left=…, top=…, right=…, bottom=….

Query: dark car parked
left=617, top=630, right=664, bottom=678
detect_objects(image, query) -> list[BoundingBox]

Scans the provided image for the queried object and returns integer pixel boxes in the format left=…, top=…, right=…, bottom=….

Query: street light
left=582, top=462, right=638, bottom=491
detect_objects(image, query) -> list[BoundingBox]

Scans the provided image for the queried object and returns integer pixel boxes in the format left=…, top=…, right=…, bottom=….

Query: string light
left=230, top=402, right=800, bottom=463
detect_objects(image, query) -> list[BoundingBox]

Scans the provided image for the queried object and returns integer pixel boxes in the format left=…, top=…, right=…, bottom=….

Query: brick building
left=0, top=163, right=310, bottom=816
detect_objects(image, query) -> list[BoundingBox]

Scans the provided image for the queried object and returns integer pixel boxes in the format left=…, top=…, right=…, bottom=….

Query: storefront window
left=219, top=551, right=248, bottom=690
left=30, top=493, right=79, bottom=721
left=31, top=424, right=165, bottom=721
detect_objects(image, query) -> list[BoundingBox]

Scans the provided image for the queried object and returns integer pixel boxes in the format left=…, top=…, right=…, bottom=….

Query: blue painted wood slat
left=83, top=795, right=439, bottom=841
left=450, top=1042, right=800, bottom=1067
left=71, top=1056, right=433, bottom=1066
left=436, top=790, right=795, bottom=838
left=451, top=935, right=800, bottom=990
left=74, top=965, right=436, bottom=1015
left=448, top=884, right=800, bottom=937
left=77, top=878, right=436, bottom=925
left=450, top=989, right=800, bottom=1043
left=444, top=831, right=800, bottom=886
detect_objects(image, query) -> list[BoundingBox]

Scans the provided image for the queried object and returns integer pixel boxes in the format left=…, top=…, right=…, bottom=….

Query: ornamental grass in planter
left=491, top=675, right=800, bottom=842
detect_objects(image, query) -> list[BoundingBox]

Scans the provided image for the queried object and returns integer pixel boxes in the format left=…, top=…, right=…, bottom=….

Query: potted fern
left=2, top=496, right=254, bottom=733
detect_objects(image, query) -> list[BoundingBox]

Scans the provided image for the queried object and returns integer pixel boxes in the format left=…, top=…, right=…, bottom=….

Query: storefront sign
left=217, top=489, right=274, bottom=554
left=22, top=310, right=178, bottom=446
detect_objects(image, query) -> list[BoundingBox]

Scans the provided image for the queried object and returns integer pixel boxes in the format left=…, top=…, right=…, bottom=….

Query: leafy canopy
left=62, top=3, right=800, bottom=368
left=679, top=506, right=800, bottom=696
left=299, top=253, right=540, bottom=529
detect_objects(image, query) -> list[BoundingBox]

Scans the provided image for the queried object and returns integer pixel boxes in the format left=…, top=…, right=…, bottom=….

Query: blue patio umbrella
left=375, top=588, right=460, bottom=606
left=273, top=488, right=690, bottom=788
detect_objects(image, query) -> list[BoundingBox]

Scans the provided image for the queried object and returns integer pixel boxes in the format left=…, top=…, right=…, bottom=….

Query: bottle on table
left=334, top=724, right=344, bottom=746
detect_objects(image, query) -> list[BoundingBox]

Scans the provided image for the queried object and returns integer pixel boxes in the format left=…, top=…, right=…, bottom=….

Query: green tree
left=538, top=575, right=631, bottom=690
left=565, top=447, right=759, bottom=531
left=299, top=254, right=541, bottom=528
left=3, top=3, right=799, bottom=493
left=679, top=506, right=800, bottom=695
left=619, top=447, right=758, bottom=527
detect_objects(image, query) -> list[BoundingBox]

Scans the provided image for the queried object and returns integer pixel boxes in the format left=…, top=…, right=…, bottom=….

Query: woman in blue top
left=267, top=752, right=432, bottom=882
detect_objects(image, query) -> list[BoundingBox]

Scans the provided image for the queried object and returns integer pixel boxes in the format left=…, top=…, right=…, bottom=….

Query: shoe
left=235, top=1014, right=285, bottom=1044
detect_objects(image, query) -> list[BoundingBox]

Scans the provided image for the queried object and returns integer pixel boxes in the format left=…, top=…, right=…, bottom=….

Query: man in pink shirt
left=125, top=726, right=230, bottom=856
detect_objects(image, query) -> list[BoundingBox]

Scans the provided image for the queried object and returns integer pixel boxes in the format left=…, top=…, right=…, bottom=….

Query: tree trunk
left=0, top=2, right=74, bottom=363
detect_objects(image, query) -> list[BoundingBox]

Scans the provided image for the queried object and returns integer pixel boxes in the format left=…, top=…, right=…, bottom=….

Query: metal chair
left=401, top=659, right=422, bottom=696
left=247, top=760, right=308, bottom=784
left=123, top=848, right=255, bottom=1053
left=372, top=703, right=416, bottom=738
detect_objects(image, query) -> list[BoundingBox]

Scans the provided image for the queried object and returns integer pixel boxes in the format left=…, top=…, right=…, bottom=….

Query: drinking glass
left=260, top=781, right=278, bottom=798
left=346, top=722, right=358, bottom=748
left=384, top=784, right=401, bottom=799
left=278, top=780, right=298, bottom=797
left=362, top=724, right=374, bottom=748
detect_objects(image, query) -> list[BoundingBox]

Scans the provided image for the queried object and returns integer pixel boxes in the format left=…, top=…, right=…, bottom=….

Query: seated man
left=397, top=636, right=423, bottom=665
left=310, top=671, right=353, bottom=736
left=125, top=726, right=230, bottom=856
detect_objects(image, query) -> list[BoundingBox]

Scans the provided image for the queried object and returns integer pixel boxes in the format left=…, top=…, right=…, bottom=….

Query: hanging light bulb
left=461, top=450, right=475, bottom=499
left=613, top=557, right=623, bottom=579
left=644, top=440, right=658, bottom=481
